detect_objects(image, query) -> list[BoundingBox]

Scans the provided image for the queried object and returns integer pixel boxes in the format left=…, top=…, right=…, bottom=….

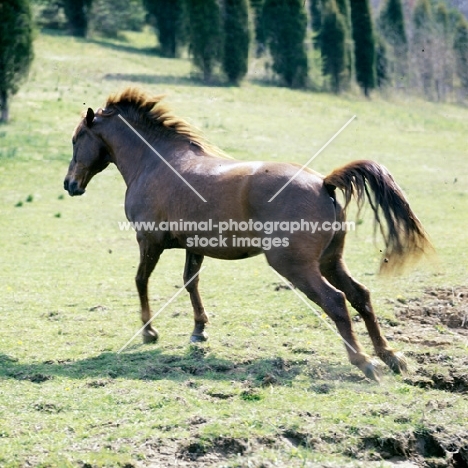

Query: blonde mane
left=103, top=87, right=230, bottom=158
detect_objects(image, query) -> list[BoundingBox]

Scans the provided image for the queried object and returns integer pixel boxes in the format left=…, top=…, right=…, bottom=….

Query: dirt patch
left=386, top=286, right=468, bottom=395
left=177, top=436, right=248, bottom=463
left=8, top=372, right=53, bottom=383
left=404, top=367, right=468, bottom=394
left=360, top=427, right=468, bottom=468
left=392, top=286, right=468, bottom=337
left=139, top=427, right=468, bottom=467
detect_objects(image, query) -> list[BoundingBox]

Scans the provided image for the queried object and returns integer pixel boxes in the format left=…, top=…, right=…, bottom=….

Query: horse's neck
left=102, top=120, right=159, bottom=187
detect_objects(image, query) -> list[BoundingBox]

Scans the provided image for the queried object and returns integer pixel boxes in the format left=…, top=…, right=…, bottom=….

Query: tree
left=309, top=0, right=323, bottom=49
left=335, top=0, right=353, bottom=88
left=434, top=2, right=449, bottom=36
left=187, top=0, right=222, bottom=82
left=143, top=0, right=188, bottom=57
left=378, top=0, right=407, bottom=51
left=0, top=0, right=34, bottom=123
left=376, top=33, right=390, bottom=88
left=63, top=0, right=92, bottom=37
left=433, top=2, right=453, bottom=100
left=250, top=0, right=265, bottom=56
left=454, top=19, right=468, bottom=92
left=378, top=0, right=407, bottom=82
left=263, top=0, right=308, bottom=88
left=223, top=0, right=250, bottom=84
left=320, top=0, right=347, bottom=93
left=349, top=0, right=376, bottom=96
left=90, top=0, right=146, bottom=38
left=413, top=0, right=434, bottom=97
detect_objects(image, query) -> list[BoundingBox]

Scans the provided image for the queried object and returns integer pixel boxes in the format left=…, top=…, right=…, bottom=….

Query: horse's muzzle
left=64, top=179, right=85, bottom=196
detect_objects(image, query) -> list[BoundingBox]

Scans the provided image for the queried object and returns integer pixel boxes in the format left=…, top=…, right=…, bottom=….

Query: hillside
left=0, top=29, right=467, bottom=467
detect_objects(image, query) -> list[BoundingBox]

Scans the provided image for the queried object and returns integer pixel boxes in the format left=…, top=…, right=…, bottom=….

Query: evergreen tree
left=187, top=0, right=223, bottom=82
left=433, top=2, right=453, bottom=100
left=413, top=0, right=434, bottom=96
left=349, top=0, right=376, bottom=96
left=378, top=0, right=407, bottom=51
left=143, top=0, right=188, bottom=58
left=335, top=0, right=353, bottom=88
left=223, top=0, right=250, bottom=84
left=309, top=0, right=323, bottom=49
left=250, top=0, right=265, bottom=56
left=376, top=33, right=389, bottom=87
left=454, top=19, right=468, bottom=92
left=320, top=0, right=347, bottom=93
left=0, top=0, right=34, bottom=123
left=434, top=2, right=449, bottom=36
left=63, top=0, right=92, bottom=37
left=263, top=0, right=308, bottom=88
left=378, top=0, right=407, bottom=83
left=90, top=0, right=146, bottom=38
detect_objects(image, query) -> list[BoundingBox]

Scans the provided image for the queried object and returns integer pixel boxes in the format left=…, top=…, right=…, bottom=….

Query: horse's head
left=64, top=108, right=111, bottom=196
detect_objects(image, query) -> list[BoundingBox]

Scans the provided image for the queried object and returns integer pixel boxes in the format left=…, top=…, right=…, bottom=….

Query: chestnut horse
left=64, top=88, right=431, bottom=381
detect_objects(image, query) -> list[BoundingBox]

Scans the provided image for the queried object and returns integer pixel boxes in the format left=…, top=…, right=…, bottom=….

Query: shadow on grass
left=0, top=349, right=311, bottom=387
left=87, top=38, right=159, bottom=56
left=103, top=72, right=199, bottom=87
left=103, top=72, right=234, bottom=88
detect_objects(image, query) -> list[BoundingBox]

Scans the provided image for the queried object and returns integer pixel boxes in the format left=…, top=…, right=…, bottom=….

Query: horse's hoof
left=190, top=332, right=208, bottom=343
left=382, top=351, right=407, bottom=374
left=363, top=360, right=382, bottom=382
left=142, top=328, right=159, bottom=344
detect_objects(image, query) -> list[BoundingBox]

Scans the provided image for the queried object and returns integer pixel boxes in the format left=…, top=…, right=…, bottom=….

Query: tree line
left=57, top=0, right=468, bottom=97
left=1, top=0, right=468, bottom=122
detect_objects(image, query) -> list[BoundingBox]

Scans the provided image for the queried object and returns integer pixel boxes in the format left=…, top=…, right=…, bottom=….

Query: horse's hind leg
left=320, top=236, right=407, bottom=374
left=136, top=234, right=163, bottom=343
left=267, top=254, right=381, bottom=381
left=184, top=251, right=209, bottom=343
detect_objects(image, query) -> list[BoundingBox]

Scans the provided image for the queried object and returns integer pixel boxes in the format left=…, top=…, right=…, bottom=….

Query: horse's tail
left=323, top=160, right=432, bottom=274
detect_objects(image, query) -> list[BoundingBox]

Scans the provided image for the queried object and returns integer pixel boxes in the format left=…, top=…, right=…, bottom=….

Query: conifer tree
left=250, top=0, right=265, bottom=56
left=320, top=0, right=347, bottom=93
left=335, top=0, right=353, bottom=88
left=376, top=34, right=389, bottom=87
left=263, top=0, right=308, bottom=88
left=349, top=0, right=376, bottom=96
left=309, top=0, right=323, bottom=48
left=378, top=0, right=407, bottom=51
left=0, top=0, right=34, bottom=122
left=454, top=19, right=468, bottom=92
left=413, top=0, right=434, bottom=96
left=378, top=0, right=407, bottom=83
left=187, top=0, right=223, bottom=82
left=223, top=0, right=250, bottom=84
left=63, top=0, right=92, bottom=37
left=143, top=0, right=188, bottom=58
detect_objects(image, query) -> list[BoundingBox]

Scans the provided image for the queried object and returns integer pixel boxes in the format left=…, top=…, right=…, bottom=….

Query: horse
left=64, top=87, right=431, bottom=381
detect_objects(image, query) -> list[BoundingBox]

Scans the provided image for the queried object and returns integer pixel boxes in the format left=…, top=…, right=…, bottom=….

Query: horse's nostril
left=64, top=179, right=69, bottom=191
left=66, top=180, right=85, bottom=196
left=69, top=180, right=77, bottom=194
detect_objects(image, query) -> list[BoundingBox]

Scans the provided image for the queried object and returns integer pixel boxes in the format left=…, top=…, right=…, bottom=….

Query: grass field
left=0, top=29, right=467, bottom=467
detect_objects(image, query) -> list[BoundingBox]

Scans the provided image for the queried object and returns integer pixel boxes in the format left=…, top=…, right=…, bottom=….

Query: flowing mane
left=103, top=87, right=228, bottom=158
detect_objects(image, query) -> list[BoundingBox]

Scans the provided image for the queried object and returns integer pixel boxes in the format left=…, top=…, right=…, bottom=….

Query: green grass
left=0, top=29, right=467, bottom=467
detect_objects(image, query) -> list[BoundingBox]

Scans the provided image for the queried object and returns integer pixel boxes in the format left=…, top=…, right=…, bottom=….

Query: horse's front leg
left=135, top=233, right=163, bottom=343
left=184, top=251, right=209, bottom=342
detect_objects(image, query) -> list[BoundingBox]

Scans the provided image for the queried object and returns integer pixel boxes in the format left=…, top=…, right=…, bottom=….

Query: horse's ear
left=85, top=108, right=95, bottom=127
